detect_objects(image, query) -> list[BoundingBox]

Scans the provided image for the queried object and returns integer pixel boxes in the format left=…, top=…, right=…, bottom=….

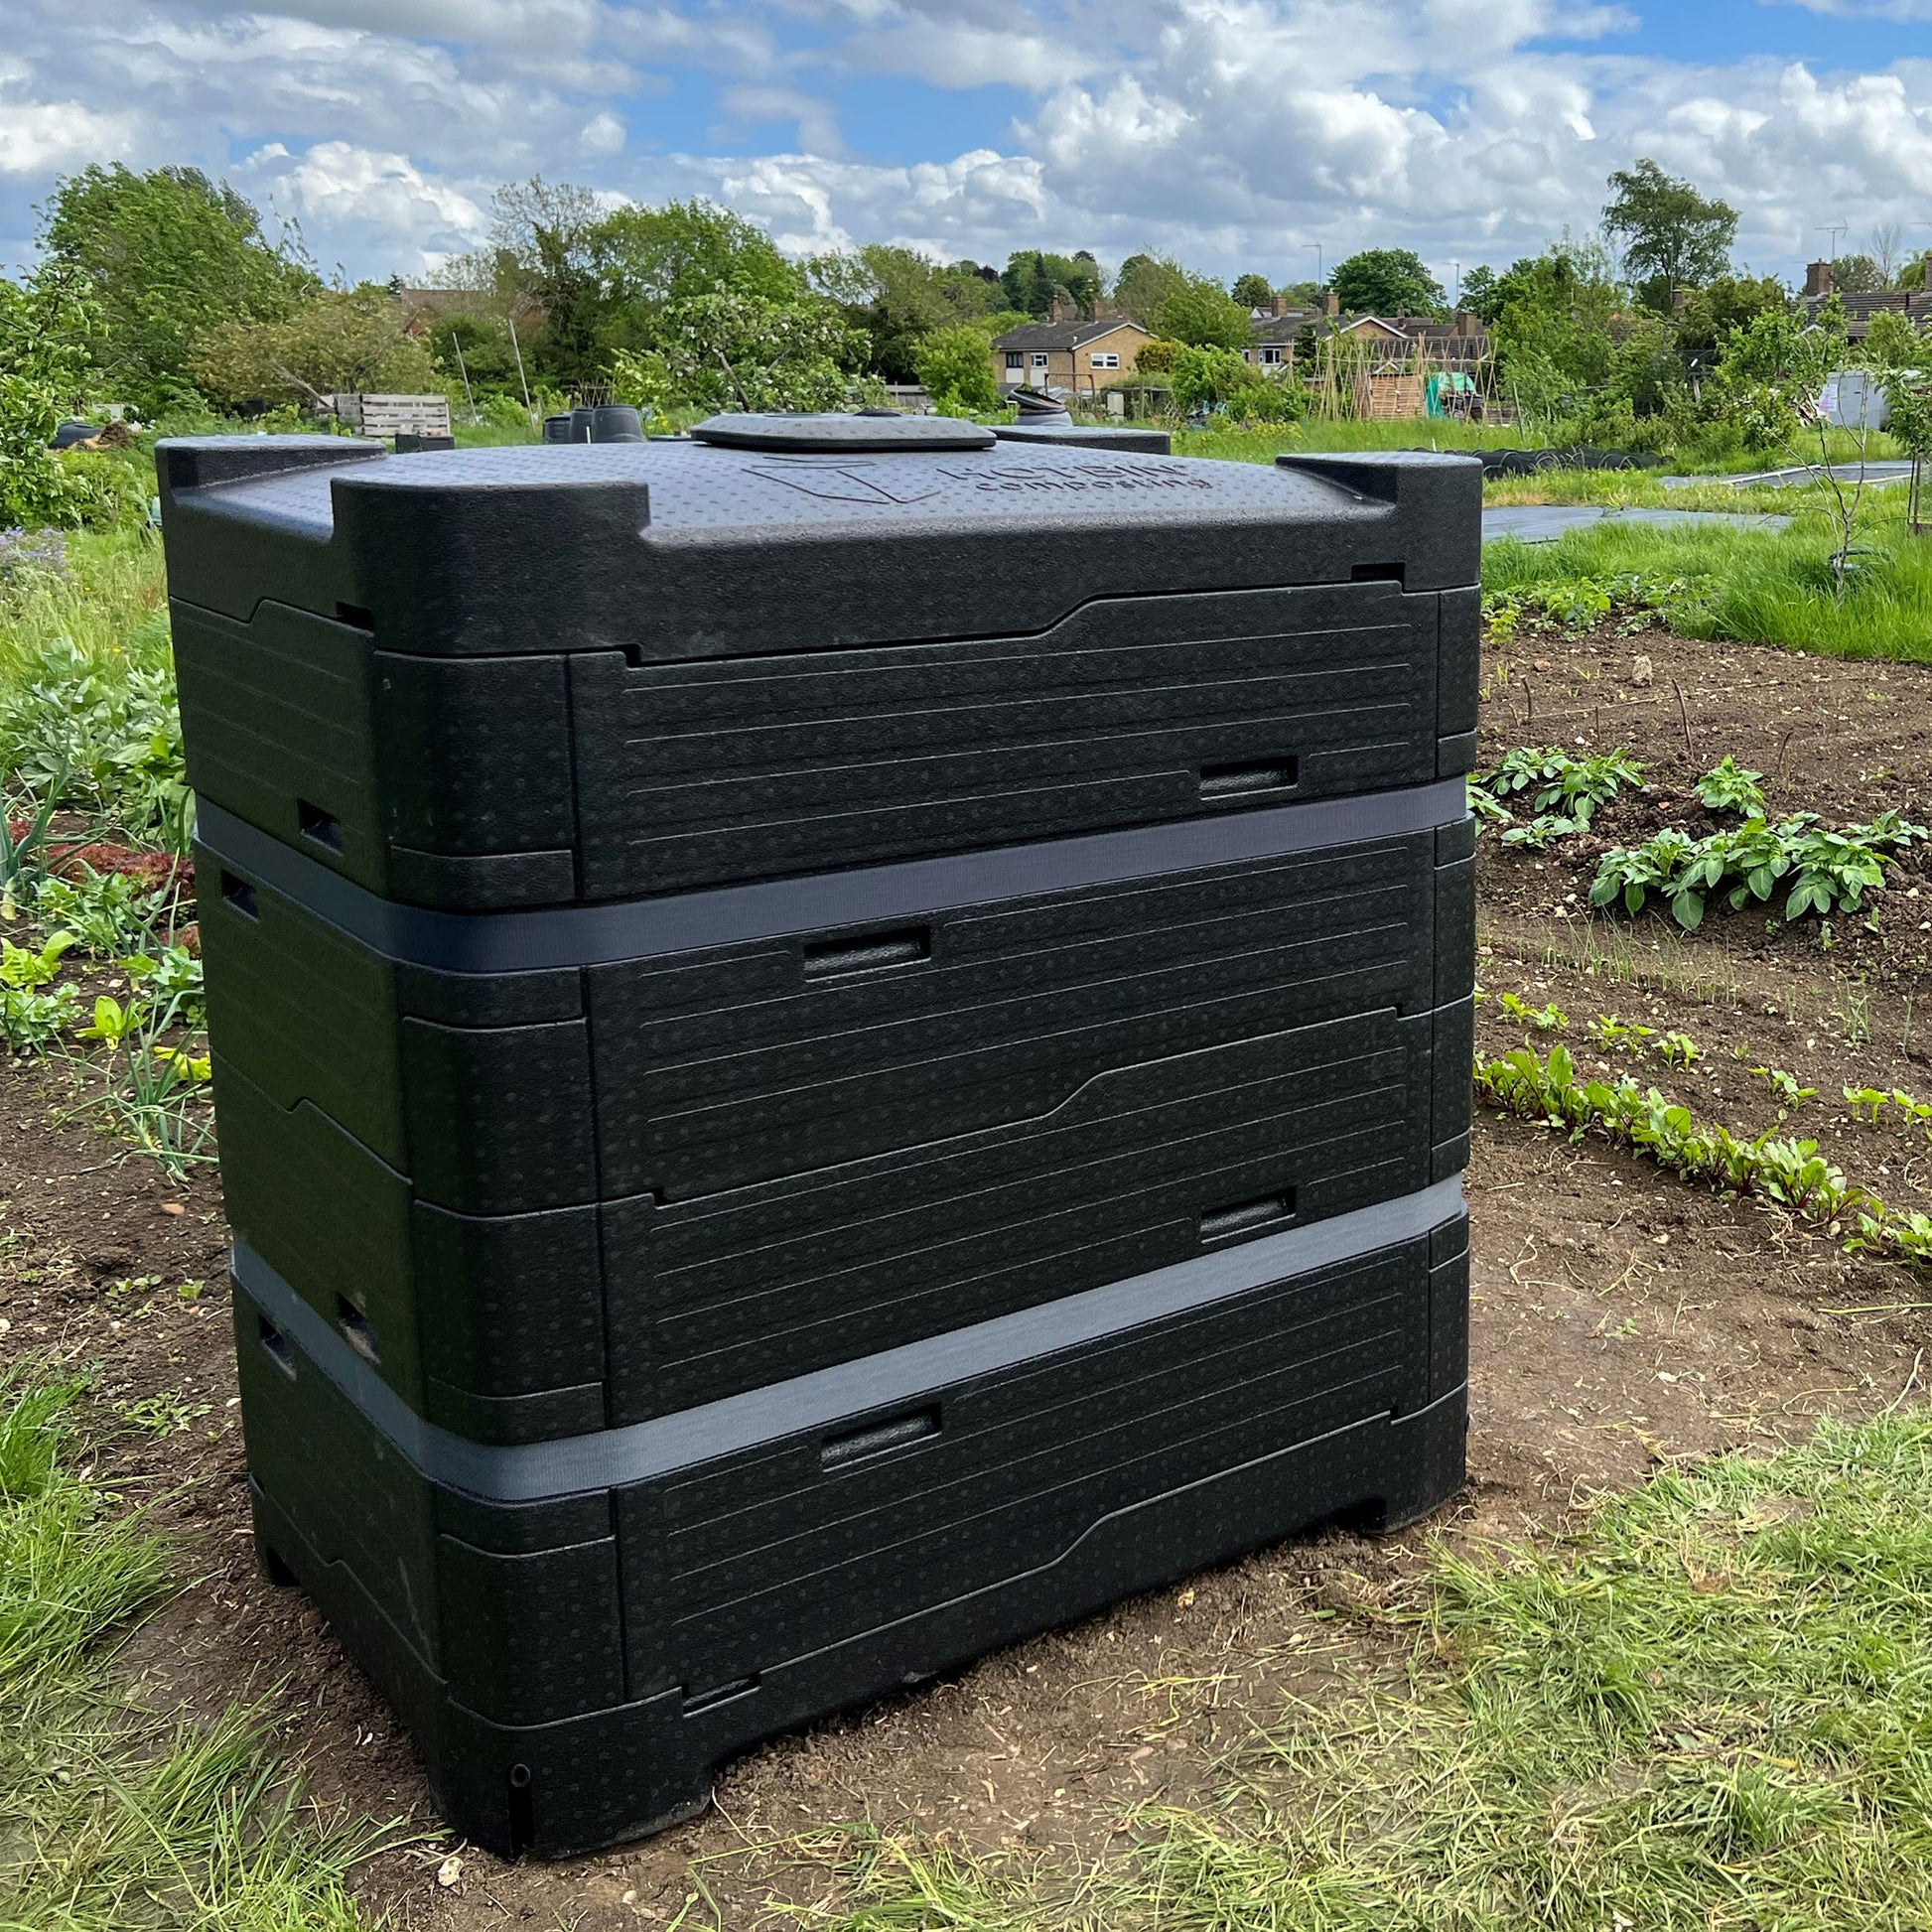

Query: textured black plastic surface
left=159, top=435, right=1479, bottom=910
left=199, top=798, right=1474, bottom=1440
left=994, top=422, right=1173, bottom=454
left=237, top=1182, right=1468, bottom=1857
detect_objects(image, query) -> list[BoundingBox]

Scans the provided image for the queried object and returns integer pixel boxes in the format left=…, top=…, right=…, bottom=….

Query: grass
left=1174, top=419, right=1542, bottom=464
left=0, top=1371, right=396, bottom=1929
left=816, top=1407, right=1932, bottom=1931
left=1483, top=497, right=1932, bottom=662
left=0, top=527, right=169, bottom=700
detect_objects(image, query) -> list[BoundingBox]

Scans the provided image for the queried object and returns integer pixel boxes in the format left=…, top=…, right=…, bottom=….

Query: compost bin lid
left=690, top=411, right=998, bottom=453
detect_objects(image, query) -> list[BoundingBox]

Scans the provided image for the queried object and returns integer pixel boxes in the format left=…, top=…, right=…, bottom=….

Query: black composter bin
left=159, top=414, right=1481, bottom=1858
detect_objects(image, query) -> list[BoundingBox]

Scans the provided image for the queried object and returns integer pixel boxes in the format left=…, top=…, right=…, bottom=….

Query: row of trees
left=6, top=155, right=1927, bottom=460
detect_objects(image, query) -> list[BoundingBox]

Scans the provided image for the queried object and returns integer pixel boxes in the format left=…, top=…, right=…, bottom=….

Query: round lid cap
left=690, top=412, right=997, bottom=453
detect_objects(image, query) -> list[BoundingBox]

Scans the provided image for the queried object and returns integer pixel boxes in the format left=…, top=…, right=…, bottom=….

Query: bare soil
left=8, top=621, right=1932, bottom=1928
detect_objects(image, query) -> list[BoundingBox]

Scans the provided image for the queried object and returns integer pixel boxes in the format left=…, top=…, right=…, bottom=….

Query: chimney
left=1272, top=291, right=1290, bottom=318
left=1804, top=259, right=1833, bottom=299
left=1047, top=294, right=1069, bottom=324
left=1322, top=289, right=1339, bottom=318
left=1454, top=309, right=1478, bottom=336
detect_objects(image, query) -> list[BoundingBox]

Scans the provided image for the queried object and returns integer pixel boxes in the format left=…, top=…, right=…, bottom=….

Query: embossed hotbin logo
left=743, top=458, right=941, bottom=504
left=936, top=461, right=1215, bottom=493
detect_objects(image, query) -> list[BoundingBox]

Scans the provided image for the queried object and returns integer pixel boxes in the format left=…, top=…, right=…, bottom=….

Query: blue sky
left=6, top=0, right=1932, bottom=288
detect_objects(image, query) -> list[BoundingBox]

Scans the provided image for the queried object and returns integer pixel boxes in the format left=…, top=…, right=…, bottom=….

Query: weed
left=1587, top=1014, right=1701, bottom=1066
left=1695, top=754, right=1768, bottom=817
left=112, top=1393, right=213, bottom=1437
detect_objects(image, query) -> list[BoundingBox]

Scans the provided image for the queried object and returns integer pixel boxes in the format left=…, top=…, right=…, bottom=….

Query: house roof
left=1802, top=288, right=1932, bottom=339
left=992, top=318, right=1151, bottom=351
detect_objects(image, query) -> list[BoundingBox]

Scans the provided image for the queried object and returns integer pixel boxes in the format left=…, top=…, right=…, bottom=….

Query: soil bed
left=7, top=621, right=1932, bottom=1927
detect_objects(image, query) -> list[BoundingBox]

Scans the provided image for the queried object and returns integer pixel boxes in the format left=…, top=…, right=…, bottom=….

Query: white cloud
left=238, top=140, right=488, bottom=271
left=0, top=97, right=138, bottom=177
left=9, top=0, right=1932, bottom=286
left=578, top=109, right=626, bottom=156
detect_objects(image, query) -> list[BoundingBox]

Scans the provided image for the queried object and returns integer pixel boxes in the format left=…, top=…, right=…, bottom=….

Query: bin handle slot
left=1200, top=1189, right=1297, bottom=1242
left=256, top=1314, right=296, bottom=1379
left=1199, top=759, right=1298, bottom=802
left=803, top=926, right=930, bottom=979
left=820, top=1406, right=940, bottom=1469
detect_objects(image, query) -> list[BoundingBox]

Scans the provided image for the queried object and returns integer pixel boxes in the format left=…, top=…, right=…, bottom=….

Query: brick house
left=991, top=314, right=1152, bottom=399
left=1802, top=257, right=1932, bottom=344
left=1245, top=303, right=1489, bottom=374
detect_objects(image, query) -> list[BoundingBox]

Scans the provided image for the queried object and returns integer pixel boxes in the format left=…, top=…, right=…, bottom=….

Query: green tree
left=655, top=289, right=865, bottom=412
left=1112, top=252, right=1188, bottom=325
left=38, top=164, right=315, bottom=409
left=592, top=200, right=798, bottom=330
left=1671, top=274, right=1788, bottom=382
left=191, top=285, right=442, bottom=410
left=1230, top=273, right=1274, bottom=310
left=1151, top=275, right=1253, bottom=349
left=1602, top=158, right=1737, bottom=309
left=1456, top=265, right=1502, bottom=321
left=814, top=245, right=1003, bottom=381
left=1882, top=368, right=1932, bottom=531
left=482, top=177, right=611, bottom=389
left=1327, top=249, right=1445, bottom=318
left=1863, top=308, right=1932, bottom=373
left=0, top=267, right=124, bottom=527
left=1487, top=241, right=1621, bottom=419
left=1169, top=345, right=1298, bottom=422
left=913, top=322, right=1001, bottom=415
left=1831, top=254, right=1884, bottom=295
left=1000, top=251, right=1101, bottom=320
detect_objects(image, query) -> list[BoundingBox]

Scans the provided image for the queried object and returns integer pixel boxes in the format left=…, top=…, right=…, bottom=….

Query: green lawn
left=0, top=1374, right=397, bottom=1929
left=1482, top=500, right=1932, bottom=663
left=819, top=1408, right=1932, bottom=1931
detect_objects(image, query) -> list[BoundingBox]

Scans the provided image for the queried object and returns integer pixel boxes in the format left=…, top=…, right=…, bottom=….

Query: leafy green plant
left=74, top=993, right=144, bottom=1050
left=0, top=626, right=192, bottom=852
left=1695, top=754, right=1768, bottom=816
left=1498, top=813, right=1584, bottom=850
left=71, top=944, right=212, bottom=1174
left=1590, top=811, right=1926, bottom=928
left=1480, top=572, right=1708, bottom=642
left=121, top=944, right=204, bottom=1030
left=30, top=867, right=164, bottom=957
left=1745, top=1061, right=1816, bottom=1113
left=1, top=929, right=74, bottom=991
left=1467, top=780, right=1512, bottom=827
left=1478, top=746, right=1643, bottom=828
left=2, top=982, right=82, bottom=1053
left=1498, top=991, right=1568, bottom=1032
left=1475, top=1042, right=1858, bottom=1226
left=1844, top=1085, right=1932, bottom=1140
left=0, top=779, right=65, bottom=911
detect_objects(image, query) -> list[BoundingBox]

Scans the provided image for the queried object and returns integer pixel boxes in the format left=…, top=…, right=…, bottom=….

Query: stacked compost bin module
left=158, top=414, right=1480, bottom=1859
